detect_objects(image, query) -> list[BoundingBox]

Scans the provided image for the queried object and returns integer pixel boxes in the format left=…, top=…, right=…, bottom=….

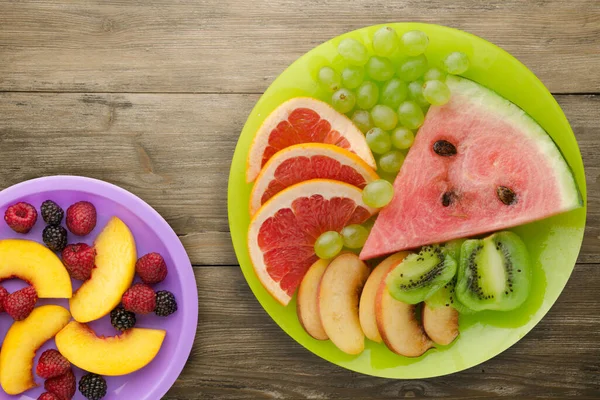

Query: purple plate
left=0, top=176, right=197, bottom=400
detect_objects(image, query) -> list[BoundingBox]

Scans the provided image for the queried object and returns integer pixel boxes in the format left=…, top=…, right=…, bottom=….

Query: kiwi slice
left=426, top=276, right=476, bottom=314
left=455, top=231, right=531, bottom=311
left=386, top=245, right=458, bottom=304
left=441, top=239, right=465, bottom=262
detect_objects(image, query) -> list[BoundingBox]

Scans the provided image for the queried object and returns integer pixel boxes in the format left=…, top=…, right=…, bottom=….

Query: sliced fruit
left=248, top=179, right=377, bottom=306
left=359, top=252, right=408, bottom=343
left=376, top=262, right=433, bottom=357
left=422, top=303, right=459, bottom=345
left=70, top=217, right=136, bottom=322
left=55, top=321, right=166, bottom=376
left=318, top=253, right=370, bottom=355
left=456, top=231, right=531, bottom=311
left=426, top=277, right=476, bottom=315
left=0, top=305, right=71, bottom=395
left=361, top=76, right=581, bottom=260
left=297, top=258, right=331, bottom=340
left=250, top=143, right=379, bottom=216
left=386, top=245, right=457, bottom=304
left=246, top=97, right=376, bottom=182
left=0, top=239, right=72, bottom=298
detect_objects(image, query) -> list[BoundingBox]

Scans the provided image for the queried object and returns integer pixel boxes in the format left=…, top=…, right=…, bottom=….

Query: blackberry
left=155, top=290, right=178, bottom=316
left=79, top=373, right=107, bottom=400
left=110, top=306, right=136, bottom=331
left=40, top=200, right=64, bottom=225
left=42, top=225, right=68, bottom=252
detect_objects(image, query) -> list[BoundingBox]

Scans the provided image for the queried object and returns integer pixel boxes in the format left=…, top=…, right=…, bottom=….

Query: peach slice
left=318, top=253, right=370, bottom=355
left=375, top=262, right=433, bottom=357
left=0, top=305, right=71, bottom=395
left=55, top=321, right=166, bottom=376
left=0, top=239, right=71, bottom=298
left=359, top=252, right=409, bottom=343
left=70, top=217, right=136, bottom=322
left=422, top=303, right=459, bottom=345
left=297, top=258, right=331, bottom=340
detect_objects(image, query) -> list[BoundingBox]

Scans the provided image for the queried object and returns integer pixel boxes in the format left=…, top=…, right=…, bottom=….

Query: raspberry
left=39, top=393, right=61, bottom=400
left=0, top=286, right=8, bottom=313
left=3, top=286, right=37, bottom=321
left=66, top=201, right=97, bottom=236
left=110, top=306, right=136, bottom=332
left=122, top=284, right=156, bottom=314
left=79, top=373, right=107, bottom=400
left=61, top=243, right=96, bottom=281
left=43, top=225, right=68, bottom=252
left=155, top=290, right=177, bottom=317
left=135, top=252, right=168, bottom=284
left=41, top=200, right=64, bottom=225
left=4, top=202, right=37, bottom=233
left=45, top=369, right=76, bottom=400
left=36, top=349, right=71, bottom=379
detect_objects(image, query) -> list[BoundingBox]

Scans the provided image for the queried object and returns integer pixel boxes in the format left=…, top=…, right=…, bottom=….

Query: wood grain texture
left=163, top=265, right=600, bottom=399
left=0, top=92, right=597, bottom=264
left=1, top=0, right=599, bottom=94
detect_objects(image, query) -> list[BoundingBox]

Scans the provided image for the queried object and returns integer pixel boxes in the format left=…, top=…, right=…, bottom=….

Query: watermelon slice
left=360, top=76, right=581, bottom=260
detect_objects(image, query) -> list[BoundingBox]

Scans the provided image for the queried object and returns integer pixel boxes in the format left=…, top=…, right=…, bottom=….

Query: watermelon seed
left=433, top=140, right=457, bottom=156
left=442, top=191, right=457, bottom=207
left=497, top=186, right=517, bottom=205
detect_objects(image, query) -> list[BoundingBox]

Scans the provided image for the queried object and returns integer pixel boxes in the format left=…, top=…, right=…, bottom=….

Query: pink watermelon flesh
left=360, top=76, right=581, bottom=260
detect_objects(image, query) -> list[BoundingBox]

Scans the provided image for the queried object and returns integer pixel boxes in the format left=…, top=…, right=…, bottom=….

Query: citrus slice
left=246, top=97, right=376, bottom=182
left=249, top=143, right=379, bottom=216
left=248, top=179, right=378, bottom=305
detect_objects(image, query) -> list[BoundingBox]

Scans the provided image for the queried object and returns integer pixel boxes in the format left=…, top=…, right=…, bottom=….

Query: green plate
left=227, top=23, right=586, bottom=378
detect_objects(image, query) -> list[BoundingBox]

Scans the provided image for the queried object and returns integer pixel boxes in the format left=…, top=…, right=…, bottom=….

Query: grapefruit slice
left=250, top=143, right=379, bottom=216
left=248, top=179, right=378, bottom=305
left=361, top=76, right=582, bottom=260
left=246, top=97, right=376, bottom=182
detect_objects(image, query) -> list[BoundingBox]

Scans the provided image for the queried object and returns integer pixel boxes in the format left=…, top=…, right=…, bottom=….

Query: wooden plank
left=0, top=92, right=597, bottom=264
left=0, top=0, right=599, bottom=94
left=164, top=265, right=600, bottom=399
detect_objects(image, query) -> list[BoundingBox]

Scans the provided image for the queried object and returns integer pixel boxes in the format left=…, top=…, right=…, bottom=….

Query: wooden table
left=1, top=1, right=599, bottom=398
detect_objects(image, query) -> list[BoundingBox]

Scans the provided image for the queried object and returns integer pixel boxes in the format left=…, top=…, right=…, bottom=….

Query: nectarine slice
left=0, top=239, right=71, bottom=298
left=0, top=305, right=71, bottom=395
left=359, top=252, right=409, bottom=343
left=297, top=258, right=331, bottom=340
left=422, top=303, right=459, bottom=345
left=318, top=253, right=370, bottom=355
left=70, top=217, right=136, bottom=322
left=55, top=321, right=166, bottom=376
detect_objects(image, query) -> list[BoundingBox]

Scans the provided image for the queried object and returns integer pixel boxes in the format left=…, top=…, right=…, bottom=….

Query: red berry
left=39, top=393, right=60, bottom=400
left=36, top=349, right=71, bottom=379
left=4, top=202, right=37, bottom=233
left=0, top=286, right=8, bottom=313
left=44, top=369, right=76, bottom=400
left=135, top=252, right=168, bottom=284
left=61, top=243, right=96, bottom=281
left=3, top=286, right=37, bottom=321
left=122, top=283, right=156, bottom=314
left=66, top=201, right=96, bottom=236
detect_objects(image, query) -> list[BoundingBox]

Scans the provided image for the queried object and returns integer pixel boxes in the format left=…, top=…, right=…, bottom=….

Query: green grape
left=401, top=30, right=429, bottom=56
left=341, top=224, right=369, bottom=249
left=380, top=78, right=408, bottom=109
left=424, top=67, right=447, bottom=82
left=408, top=80, right=429, bottom=107
left=423, top=80, right=451, bottom=105
left=351, top=110, right=373, bottom=133
left=443, top=51, right=470, bottom=74
left=338, top=38, right=369, bottom=65
left=366, top=127, right=392, bottom=154
left=366, top=56, right=395, bottom=82
left=397, top=100, right=425, bottom=129
left=373, top=26, right=400, bottom=57
left=397, top=55, right=429, bottom=82
left=314, top=231, right=344, bottom=260
left=317, top=66, right=342, bottom=92
left=362, top=179, right=394, bottom=208
left=356, top=81, right=379, bottom=110
left=391, top=127, right=415, bottom=149
left=341, top=66, right=364, bottom=89
left=331, top=88, right=356, bottom=113
left=371, top=104, right=398, bottom=131
left=379, top=150, right=405, bottom=173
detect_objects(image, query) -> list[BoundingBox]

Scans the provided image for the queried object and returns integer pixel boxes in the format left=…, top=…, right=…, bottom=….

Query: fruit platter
left=228, top=23, right=587, bottom=378
left=0, top=176, right=197, bottom=399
